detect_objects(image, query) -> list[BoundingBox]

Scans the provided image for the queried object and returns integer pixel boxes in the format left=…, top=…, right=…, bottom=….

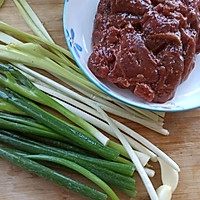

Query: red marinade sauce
left=88, top=0, right=200, bottom=103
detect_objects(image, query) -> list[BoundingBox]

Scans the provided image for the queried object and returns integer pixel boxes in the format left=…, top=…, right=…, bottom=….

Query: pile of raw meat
left=88, top=0, right=200, bottom=103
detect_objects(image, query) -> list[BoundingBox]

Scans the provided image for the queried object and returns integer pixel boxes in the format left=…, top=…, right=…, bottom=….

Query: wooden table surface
left=0, top=1, right=200, bottom=200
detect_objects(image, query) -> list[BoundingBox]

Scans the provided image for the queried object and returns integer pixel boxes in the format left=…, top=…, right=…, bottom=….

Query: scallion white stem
left=0, top=32, right=22, bottom=45
left=11, top=64, right=159, bottom=163
left=123, top=103, right=162, bottom=122
left=13, top=0, right=46, bottom=40
left=64, top=79, right=167, bottom=134
left=153, top=111, right=166, bottom=118
left=144, top=168, right=156, bottom=178
left=13, top=61, right=164, bottom=134
left=96, top=107, right=159, bottom=200
left=50, top=95, right=157, bottom=161
left=0, top=21, right=73, bottom=58
left=13, top=63, right=177, bottom=171
left=114, top=121, right=180, bottom=172
left=16, top=0, right=54, bottom=42
left=25, top=80, right=153, bottom=164
left=17, top=74, right=156, bottom=160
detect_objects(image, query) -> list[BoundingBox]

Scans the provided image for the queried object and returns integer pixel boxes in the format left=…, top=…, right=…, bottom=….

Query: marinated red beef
left=111, top=0, right=152, bottom=16
left=88, top=0, right=200, bottom=103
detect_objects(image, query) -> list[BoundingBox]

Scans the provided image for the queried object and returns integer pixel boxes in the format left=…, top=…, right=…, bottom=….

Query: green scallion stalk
left=0, top=43, right=99, bottom=92
left=26, top=154, right=120, bottom=200
left=0, top=21, right=73, bottom=59
left=0, top=117, right=71, bottom=142
left=0, top=111, right=99, bottom=145
left=0, top=88, right=119, bottom=160
left=0, top=99, right=25, bottom=115
left=0, top=147, right=108, bottom=200
left=10, top=146, right=136, bottom=192
left=0, top=112, right=51, bottom=131
left=2, top=130, right=135, bottom=191
left=0, top=113, right=132, bottom=164
left=0, top=63, right=109, bottom=145
left=19, top=134, right=96, bottom=156
left=12, top=0, right=84, bottom=76
left=0, top=130, right=134, bottom=176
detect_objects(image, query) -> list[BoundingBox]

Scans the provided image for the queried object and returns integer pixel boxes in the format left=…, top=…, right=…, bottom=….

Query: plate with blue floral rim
left=63, top=0, right=200, bottom=112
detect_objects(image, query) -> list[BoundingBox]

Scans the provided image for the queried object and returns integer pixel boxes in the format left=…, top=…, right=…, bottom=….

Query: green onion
left=0, top=113, right=92, bottom=155
left=0, top=21, right=73, bottom=59
left=25, top=154, right=119, bottom=200
left=0, top=112, right=133, bottom=165
left=0, top=63, right=109, bottom=145
left=0, top=147, right=108, bottom=200
left=0, top=130, right=136, bottom=192
left=0, top=98, right=25, bottom=115
left=12, top=0, right=85, bottom=77
left=0, top=112, right=93, bottom=144
left=117, top=188, right=137, bottom=198
left=0, top=88, right=119, bottom=160
left=13, top=0, right=53, bottom=42
left=20, top=134, right=95, bottom=156
left=2, top=65, right=168, bottom=169
left=0, top=111, right=100, bottom=148
left=0, top=130, right=134, bottom=176
left=0, top=112, right=51, bottom=130
left=0, top=63, right=152, bottom=166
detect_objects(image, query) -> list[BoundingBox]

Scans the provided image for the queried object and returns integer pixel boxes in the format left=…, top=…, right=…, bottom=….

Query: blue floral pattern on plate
left=66, top=28, right=82, bottom=58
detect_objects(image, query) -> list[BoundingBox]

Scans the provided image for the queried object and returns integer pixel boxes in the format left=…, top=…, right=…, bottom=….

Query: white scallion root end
left=156, top=185, right=172, bottom=200
left=158, top=157, right=179, bottom=192
left=144, top=168, right=156, bottom=178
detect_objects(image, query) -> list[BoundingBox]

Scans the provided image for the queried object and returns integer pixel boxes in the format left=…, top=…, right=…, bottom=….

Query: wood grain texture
left=0, top=0, right=200, bottom=199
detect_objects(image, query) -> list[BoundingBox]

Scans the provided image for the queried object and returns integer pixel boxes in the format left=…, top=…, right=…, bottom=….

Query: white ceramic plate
left=63, top=0, right=200, bottom=112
